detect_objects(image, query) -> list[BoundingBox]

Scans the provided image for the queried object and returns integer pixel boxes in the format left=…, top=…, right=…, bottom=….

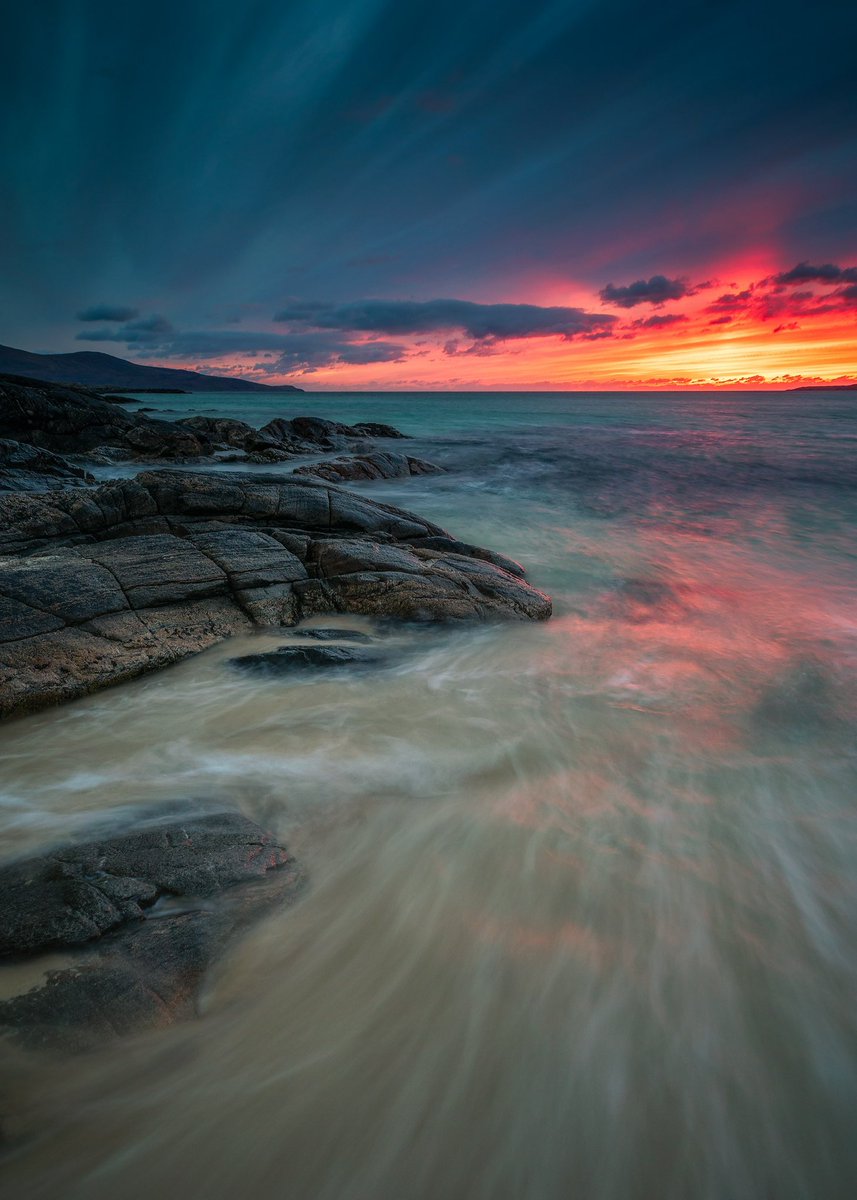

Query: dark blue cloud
left=273, top=298, right=616, bottom=340
left=77, top=314, right=175, bottom=342
left=76, top=304, right=139, bottom=322
left=73, top=322, right=409, bottom=373
left=1, top=0, right=855, bottom=358
left=773, top=261, right=857, bottom=286
left=628, top=313, right=689, bottom=329
left=600, top=276, right=692, bottom=309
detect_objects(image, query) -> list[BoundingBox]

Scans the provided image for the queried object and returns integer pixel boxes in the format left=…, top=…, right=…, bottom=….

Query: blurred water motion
left=1, top=390, right=856, bottom=1198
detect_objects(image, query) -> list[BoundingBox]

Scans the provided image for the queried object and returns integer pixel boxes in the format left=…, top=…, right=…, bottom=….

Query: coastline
left=1, top=381, right=855, bottom=1199
left=0, top=373, right=551, bottom=1050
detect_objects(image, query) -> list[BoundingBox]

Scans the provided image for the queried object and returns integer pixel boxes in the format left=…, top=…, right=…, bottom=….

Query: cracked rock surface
left=0, top=439, right=96, bottom=493
left=0, top=469, right=551, bottom=717
left=0, top=812, right=302, bottom=1049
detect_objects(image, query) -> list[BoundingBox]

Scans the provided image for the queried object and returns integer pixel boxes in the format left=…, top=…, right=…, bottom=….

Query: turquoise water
left=2, top=390, right=856, bottom=1199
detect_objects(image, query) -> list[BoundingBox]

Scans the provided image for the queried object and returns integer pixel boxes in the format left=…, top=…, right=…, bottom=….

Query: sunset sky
left=2, top=0, right=855, bottom=390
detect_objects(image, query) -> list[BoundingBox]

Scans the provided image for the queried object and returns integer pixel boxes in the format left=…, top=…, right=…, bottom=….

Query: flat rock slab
left=0, top=812, right=302, bottom=1050
left=229, top=644, right=382, bottom=674
left=0, top=469, right=551, bottom=717
left=0, top=811, right=291, bottom=957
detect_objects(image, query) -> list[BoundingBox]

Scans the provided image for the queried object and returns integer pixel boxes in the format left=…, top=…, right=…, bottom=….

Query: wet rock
left=0, top=440, right=96, bottom=493
left=0, top=376, right=209, bottom=462
left=404, top=536, right=526, bottom=579
left=0, top=469, right=551, bottom=717
left=605, top=578, right=693, bottom=624
left=0, top=811, right=302, bottom=1049
left=300, top=537, right=551, bottom=623
left=350, top=421, right=407, bottom=439
left=291, top=627, right=374, bottom=642
left=177, top=415, right=263, bottom=448
left=294, top=451, right=442, bottom=483
left=259, top=415, right=407, bottom=450
left=229, top=644, right=380, bottom=674
left=177, top=415, right=291, bottom=461
left=0, top=811, right=291, bottom=957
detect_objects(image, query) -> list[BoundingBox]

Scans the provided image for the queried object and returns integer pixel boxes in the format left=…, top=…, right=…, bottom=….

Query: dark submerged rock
left=0, top=811, right=291, bottom=957
left=0, top=812, right=301, bottom=1049
left=291, top=627, right=374, bottom=642
left=229, top=644, right=380, bottom=674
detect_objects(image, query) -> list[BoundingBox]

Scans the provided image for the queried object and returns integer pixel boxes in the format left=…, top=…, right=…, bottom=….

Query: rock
left=296, top=537, right=550, bottom=623
left=259, top=415, right=407, bottom=450
left=350, top=422, right=407, bottom=439
left=176, top=415, right=291, bottom=461
left=0, top=811, right=302, bottom=1049
left=177, top=415, right=261, bottom=447
left=294, top=451, right=442, bottom=483
left=229, top=644, right=380, bottom=673
left=0, top=439, right=96, bottom=492
left=0, top=811, right=289, bottom=957
left=404, top=536, right=526, bottom=579
left=0, top=378, right=415, bottom=475
left=0, top=375, right=210, bottom=462
left=0, top=469, right=551, bottom=717
left=291, top=627, right=374, bottom=642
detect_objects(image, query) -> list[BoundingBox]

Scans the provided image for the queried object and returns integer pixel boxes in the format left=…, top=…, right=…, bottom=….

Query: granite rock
left=0, top=469, right=551, bottom=717
left=0, top=811, right=301, bottom=1049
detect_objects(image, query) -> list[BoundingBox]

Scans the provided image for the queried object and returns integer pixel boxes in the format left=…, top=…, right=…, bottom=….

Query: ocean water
left=1, top=390, right=856, bottom=1199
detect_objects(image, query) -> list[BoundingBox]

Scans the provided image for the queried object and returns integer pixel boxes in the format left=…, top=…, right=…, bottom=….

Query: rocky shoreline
left=0, top=374, right=551, bottom=720
left=0, top=373, right=551, bottom=1051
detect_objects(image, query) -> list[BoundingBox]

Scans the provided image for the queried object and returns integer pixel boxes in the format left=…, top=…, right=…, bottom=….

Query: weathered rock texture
left=0, top=811, right=301, bottom=1049
left=294, top=450, right=443, bottom=483
left=0, top=376, right=420, bottom=471
left=0, top=375, right=209, bottom=461
left=230, top=643, right=381, bottom=674
left=0, top=439, right=95, bottom=492
left=260, top=415, right=406, bottom=450
left=0, top=469, right=550, bottom=717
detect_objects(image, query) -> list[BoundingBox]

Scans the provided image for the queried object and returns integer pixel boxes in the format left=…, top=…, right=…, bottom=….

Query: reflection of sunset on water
left=1, top=386, right=855, bottom=1200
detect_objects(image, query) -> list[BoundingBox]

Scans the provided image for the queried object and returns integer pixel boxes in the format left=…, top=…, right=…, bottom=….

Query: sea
left=1, top=389, right=856, bottom=1199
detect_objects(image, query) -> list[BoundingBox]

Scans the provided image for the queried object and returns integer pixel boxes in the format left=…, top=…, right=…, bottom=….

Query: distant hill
left=789, top=383, right=857, bottom=392
left=0, top=344, right=302, bottom=392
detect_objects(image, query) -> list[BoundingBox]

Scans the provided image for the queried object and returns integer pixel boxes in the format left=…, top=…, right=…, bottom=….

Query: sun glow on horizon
left=141, top=261, right=857, bottom=391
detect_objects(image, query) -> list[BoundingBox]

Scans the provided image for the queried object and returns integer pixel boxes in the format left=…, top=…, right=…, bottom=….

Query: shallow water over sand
left=2, top=391, right=857, bottom=1198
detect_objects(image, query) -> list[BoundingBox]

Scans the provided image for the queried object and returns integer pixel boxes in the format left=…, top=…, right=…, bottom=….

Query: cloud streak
left=76, top=304, right=139, bottom=322
left=76, top=321, right=408, bottom=373
left=773, top=262, right=857, bottom=286
left=599, top=276, right=696, bottom=308
left=274, top=298, right=617, bottom=340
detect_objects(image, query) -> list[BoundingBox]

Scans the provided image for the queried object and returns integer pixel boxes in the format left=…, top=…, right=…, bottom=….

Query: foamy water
left=1, top=391, right=856, bottom=1198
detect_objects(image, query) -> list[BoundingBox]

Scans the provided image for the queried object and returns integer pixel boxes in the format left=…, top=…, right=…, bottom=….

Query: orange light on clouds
left=169, top=263, right=857, bottom=390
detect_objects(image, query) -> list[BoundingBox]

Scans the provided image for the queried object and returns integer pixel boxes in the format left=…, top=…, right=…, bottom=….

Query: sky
left=2, top=0, right=856, bottom=390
